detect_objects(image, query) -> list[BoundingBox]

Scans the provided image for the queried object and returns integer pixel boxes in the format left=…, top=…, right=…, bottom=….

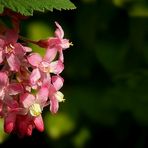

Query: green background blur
left=2, top=0, right=148, bottom=147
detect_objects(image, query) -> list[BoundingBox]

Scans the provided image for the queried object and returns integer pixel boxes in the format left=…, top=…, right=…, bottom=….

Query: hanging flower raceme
left=0, top=21, right=71, bottom=136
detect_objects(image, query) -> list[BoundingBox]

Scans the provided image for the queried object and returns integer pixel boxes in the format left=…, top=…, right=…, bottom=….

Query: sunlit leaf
left=44, top=112, right=75, bottom=139
left=0, top=0, right=76, bottom=16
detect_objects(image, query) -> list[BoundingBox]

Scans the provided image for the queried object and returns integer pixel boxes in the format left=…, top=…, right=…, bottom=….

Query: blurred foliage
left=0, top=119, right=8, bottom=143
left=112, top=0, right=148, bottom=16
left=2, top=0, right=148, bottom=147
left=72, top=127, right=91, bottom=148
left=26, top=21, right=53, bottom=55
left=44, top=112, right=75, bottom=139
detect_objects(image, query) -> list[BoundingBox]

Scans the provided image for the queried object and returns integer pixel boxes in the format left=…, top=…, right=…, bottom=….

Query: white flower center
left=39, top=61, right=50, bottom=73
left=5, top=44, right=14, bottom=54
left=29, top=103, right=42, bottom=117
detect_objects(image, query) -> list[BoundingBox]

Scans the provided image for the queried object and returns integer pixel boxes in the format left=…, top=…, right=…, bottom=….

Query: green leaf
left=0, top=4, right=4, bottom=13
left=0, top=0, right=76, bottom=16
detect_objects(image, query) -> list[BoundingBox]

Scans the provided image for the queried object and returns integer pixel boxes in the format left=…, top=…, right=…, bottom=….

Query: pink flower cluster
left=0, top=22, right=70, bottom=137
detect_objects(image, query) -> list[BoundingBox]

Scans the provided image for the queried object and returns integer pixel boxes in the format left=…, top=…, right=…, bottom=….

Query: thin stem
left=19, top=35, right=38, bottom=45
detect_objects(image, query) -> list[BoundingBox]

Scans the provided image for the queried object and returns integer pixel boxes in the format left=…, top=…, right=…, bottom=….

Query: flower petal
left=34, top=115, right=44, bottom=132
left=0, top=72, right=8, bottom=89
left=54, top=91, right=65, bottom=102
left=13, top=43, right=25, bottom=58
left=50, top=96, right=59, bottom=114
left=0, top=39, right=5, bottom=47
left=59, top=49, right=64, bottom=62
left=0, top=72, right=8, bottom=100
left=0, top=50, right=4, bottom=63
left=8, top=83, right=23, bottom=95
left=36, top=84, right=49, bottom=104
left=5, top=96, right=19, bottom=109
left=52, top=75, right=64, bottom=91
left=16, top=115, right=33, bottom=137
left=30, top=68, right=41, bottom=86
left=48, top=84, right=56, bottom=98
left=27, top=53, right=42, bottom=67
left=55, top=22, right=64, bottom=39
left=4, top=113, right=16, bottom=133
left=39, top=61, right=50, bottom=73
left=61, top=39, right=70, bottom=49
left=26, top=124, right=33, bottom=136
left=22, top=46, right=32, bottom=52
left=7, top=53, right=20, bottom=71
left=20, top=93, right=35, bottom=108
left=50, top=60, right=64, bottom=74
left=44, top=47, right=57, bottom=62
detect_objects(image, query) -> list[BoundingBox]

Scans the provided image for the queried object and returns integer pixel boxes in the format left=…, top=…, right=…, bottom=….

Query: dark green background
left=2, top=0, right=148, bottom=147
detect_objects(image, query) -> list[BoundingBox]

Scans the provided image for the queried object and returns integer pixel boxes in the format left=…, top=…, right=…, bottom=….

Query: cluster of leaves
left=0, top=0, right=76, bottom=16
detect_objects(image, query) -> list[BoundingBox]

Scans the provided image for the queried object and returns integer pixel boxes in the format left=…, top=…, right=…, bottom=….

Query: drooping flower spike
left=0, top=21, right=70, bottom=136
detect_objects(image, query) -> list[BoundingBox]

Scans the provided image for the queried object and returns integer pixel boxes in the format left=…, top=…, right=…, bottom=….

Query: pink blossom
left=54, top=22, right=71, bottom=49
left=3, top=99, right=19, bottom=133
left=0, top=72, right=8, bottom=100
left=49, top=76, right=65, bottom=114
left=0, top=72, right=23, bottom=133
left=0, top=72, right=23, bottom=101
left=27, top=52, right=64, bottom=87
left=0, top=30, right=26, bottom=71
left=15, top=115, right=34, bottom=137
left=19, top=84, right=49, bottom=132
left=37, top=22, right=71, bottom=62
